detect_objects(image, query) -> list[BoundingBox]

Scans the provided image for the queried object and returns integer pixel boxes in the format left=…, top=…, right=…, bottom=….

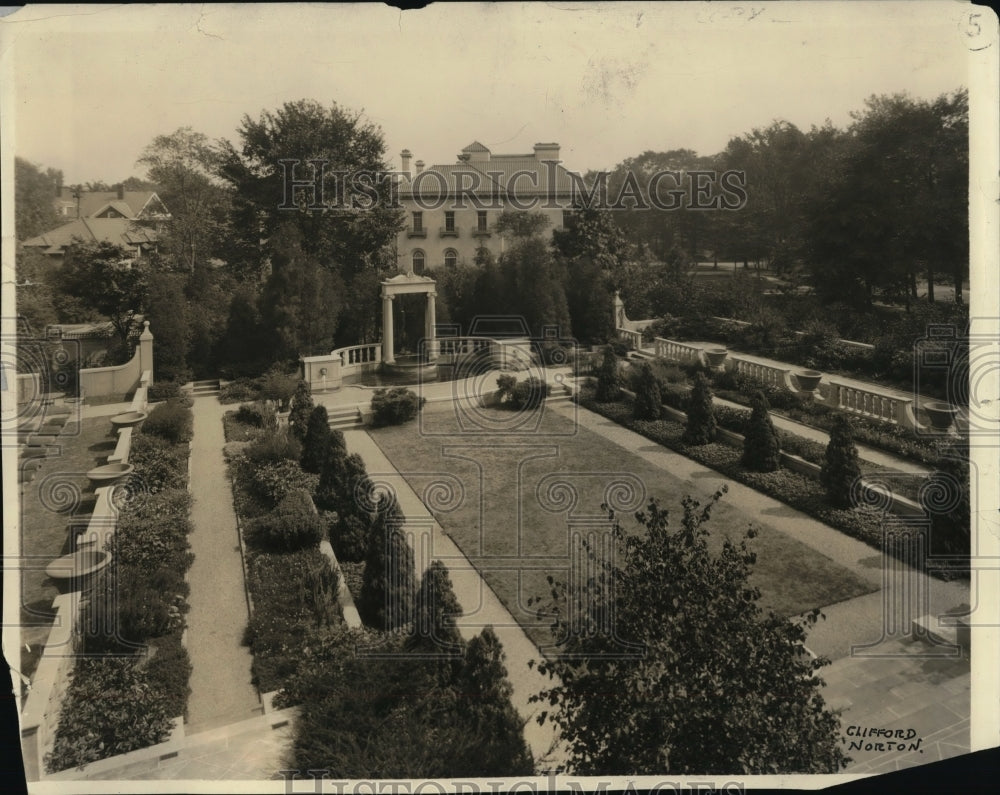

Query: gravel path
left=185, top=396, right=261, bottom=733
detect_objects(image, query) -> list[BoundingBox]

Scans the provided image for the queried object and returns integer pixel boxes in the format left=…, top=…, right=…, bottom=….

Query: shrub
left=249, top=458, right=319, bottom=508
left=244, top=428, right=302, bottom=466
left=113, top=488, right=193, bottom=576
left=495, top=373, right=518, bottom=404
left=147, top=381, right=182, bottom=403
left=288, top=380, right=315, bottom=441
left=510, top=376, right=550, bottom=410
left=235, top=400, right=278, bottom=430
left=370, top=387, right=427, bottom=427
left=682, top=372, right=716, bottom=445
left=128, top=434, right=189, bottom=493
left=315, top=447, right=369, bottom=517
left=820, top=415, right=862, bottom=508
left=259, top=370, right=300, bottom=411
left=359, top=501, right=415, bottom=631
left=301, top=406, right=334, bottom=474
left=144, top=632, right=192, bottom=721
left=594, top=346, right=622, bottom=402
left=926, top=447, right=970, bottom=557
left=741, top=391, right=781, bottom=472
left=220, top=377, right=261, bottom=404
left=247, top=488, right=324, bottom=552
left=46, top=656, right=174, bottom=772
left=632, top=363, right=662, bottom=421
left=330, top=512, right=370, bottom=563
left=141, top=398, right=193, bottom=444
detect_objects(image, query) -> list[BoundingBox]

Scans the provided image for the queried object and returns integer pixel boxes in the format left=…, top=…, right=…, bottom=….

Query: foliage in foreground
left=532, top=491, right=849, bottom=775
left=370, top=387, right=427, bottom=427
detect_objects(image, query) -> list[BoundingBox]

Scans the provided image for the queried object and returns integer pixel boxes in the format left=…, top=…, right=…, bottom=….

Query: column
left=139, top=320, right=154, bottom=384
left=426, top=291, right=438, bottom=361
left=382, top=294, right=395, bottom=365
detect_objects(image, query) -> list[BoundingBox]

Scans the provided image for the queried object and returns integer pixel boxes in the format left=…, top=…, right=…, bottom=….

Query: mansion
left=394, top=141, right=576, bottom=273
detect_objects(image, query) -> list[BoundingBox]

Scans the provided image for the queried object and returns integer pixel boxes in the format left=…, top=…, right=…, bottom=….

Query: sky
left=1, top=1, right=974, bottom=184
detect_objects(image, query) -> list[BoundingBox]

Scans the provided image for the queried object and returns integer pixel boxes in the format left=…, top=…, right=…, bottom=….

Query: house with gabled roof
left=394, top=140, right=576, bottom=274
left=22, top=186, right=169, bottom=262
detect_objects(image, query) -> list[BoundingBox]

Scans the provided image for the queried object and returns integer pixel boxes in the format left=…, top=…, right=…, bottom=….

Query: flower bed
left=46, top=404, right=195, bottom=773
left=576, top=388, right=963, bottom=577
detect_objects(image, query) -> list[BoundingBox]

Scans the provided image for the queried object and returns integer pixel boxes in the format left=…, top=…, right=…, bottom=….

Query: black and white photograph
left=2, top=2, right=998, bottom=791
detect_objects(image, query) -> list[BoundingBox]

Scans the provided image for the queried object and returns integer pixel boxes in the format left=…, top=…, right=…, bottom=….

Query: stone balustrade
left=827, top=380, right=919, bottom=430
left=437, top=336, right=494, bottom=357
left=653, top=337, right=703, bottom=364
left=617, top=328, right=644, bottom=350
left=337, top=343, right=381, bottom=367
left=728, top=355, right=796, bottom=392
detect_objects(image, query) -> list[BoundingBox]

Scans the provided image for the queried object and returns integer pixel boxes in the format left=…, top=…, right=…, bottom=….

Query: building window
left=412, top=250, right=425, bottom=274
left=477, top=210, right=488, bottom=232
left=412, top=211, right=423, bottom=232
left=444, top=249, right=458, bottom=268
left=444, top=211, right=455, bottom=232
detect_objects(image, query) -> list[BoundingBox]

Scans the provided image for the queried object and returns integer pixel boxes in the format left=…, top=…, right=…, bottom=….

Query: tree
left=144, top=272, right=191, bottom=382
left=741, top=390, right=781, bottom=472
left=288, top=380, right=315, bottom=442
left=632, top=362, right=662, bottom=421
left=358, top=500, right=415, bottom=632
left=216, top=98, right=403, bottom=280
left=533, top=491, right=848, bottom=774
left=683, top=371, right=717, bottom=445
left=300, top=406, right=333, bottom=474
left=15, top=157, right=61, bottom=240
left=137, top=127, right=231, bottom=271
left=455, top=627, right=534, bottom=775
left=314, top=443, right=366, bottom=515
left=820, top=415, right=862, bottom=508
left=219, top=287, right=270, bottom=377
left=594, top=345, right=622, bottom=402
left=408, top=560, right=464, bottom=656
left=259, top=223, right=345, bottom=361
left=60, top=240, right=149, bottom=351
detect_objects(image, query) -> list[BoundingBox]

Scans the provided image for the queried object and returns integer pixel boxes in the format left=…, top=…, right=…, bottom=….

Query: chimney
left=117, top=184, right=125, bottom=200
left=415, top=160, right=425, bottom=174
left=533, top=142, right=560, bottom=162
left=400, top=149, right=412, bottom=176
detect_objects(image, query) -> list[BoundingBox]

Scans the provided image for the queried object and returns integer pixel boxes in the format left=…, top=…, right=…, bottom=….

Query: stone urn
left=45, top=549, right=111, bottom=582
left=795, top=369, right=823, bottom=393
left=924, top=401, right=959, bottom=431
left=703, top=348, right=728, bottom=369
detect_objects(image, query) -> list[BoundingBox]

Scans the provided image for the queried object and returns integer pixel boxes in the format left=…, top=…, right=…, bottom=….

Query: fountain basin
left=110, top=411, right=147, bottom=430
left=45, top=549, right=110, bottom=581
left=86, top=462, right=134, bottom=486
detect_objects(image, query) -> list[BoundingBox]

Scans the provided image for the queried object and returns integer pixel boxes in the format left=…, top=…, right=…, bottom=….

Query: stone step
left=912, top=614, right=970, bottom=651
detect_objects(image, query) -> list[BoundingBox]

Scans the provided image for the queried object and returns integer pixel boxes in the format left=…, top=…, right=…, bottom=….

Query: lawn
left=18, top=415, right=120, bottom=680
left=369, top=402, right=878, bottom=652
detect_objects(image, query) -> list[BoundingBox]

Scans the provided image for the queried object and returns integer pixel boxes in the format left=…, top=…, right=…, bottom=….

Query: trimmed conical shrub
left=682, top=371, right=716, bottom=445
left=741, top=390, right=781, bottom=472
left=359, top=500, right=415, bottom=632
left=595, top=345, right=622, bottom=402
left=820, top=414, right=862, bottom=508
left=288, top=380, right=314, bottom=442
left=300, top=405, right=332, bottom=474
left=632, top=362, right=662, bottom=421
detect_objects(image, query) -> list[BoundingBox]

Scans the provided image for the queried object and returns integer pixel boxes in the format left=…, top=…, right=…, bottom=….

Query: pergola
left=380, top=270, right=438, bottom=365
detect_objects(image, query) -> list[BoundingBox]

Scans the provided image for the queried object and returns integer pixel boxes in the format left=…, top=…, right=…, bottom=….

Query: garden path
left=185, top=396, right=261, bottom=733
left=342, top=429, right=567, bottom=772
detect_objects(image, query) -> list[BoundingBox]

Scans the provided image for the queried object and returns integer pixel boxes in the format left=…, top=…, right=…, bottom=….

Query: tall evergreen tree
left=300, top=405, right=332, bottom=474
left=820, top=415, right=862, bottom=508
left=408, top=560, right=464, bottom=656
left=359, top=500, right=415, bottom=632
left=741, top=390, right=781, bottom=472
left=595, top=345, right=623, bottom=402
left=288, top=380, right=315, bottom=442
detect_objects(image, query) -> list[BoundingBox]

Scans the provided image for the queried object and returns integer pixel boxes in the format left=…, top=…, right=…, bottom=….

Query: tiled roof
left=52, top=189, right=166, bottom=219
left=21, top=217, right=158, bottom=253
